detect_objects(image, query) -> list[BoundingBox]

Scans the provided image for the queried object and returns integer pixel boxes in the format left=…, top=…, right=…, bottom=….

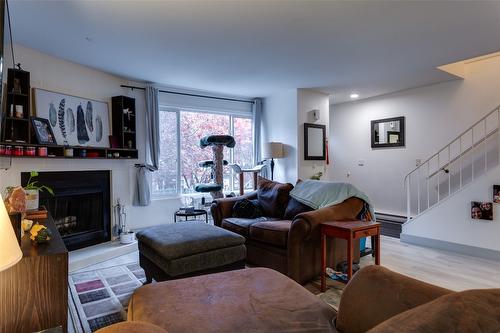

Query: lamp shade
left=0, top=199, right=22, bottom=272
left=263, top=142, right=284, bottom=159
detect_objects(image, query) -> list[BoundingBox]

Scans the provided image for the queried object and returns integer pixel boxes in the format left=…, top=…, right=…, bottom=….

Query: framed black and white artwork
left=33, top=88, right=110, bottom=147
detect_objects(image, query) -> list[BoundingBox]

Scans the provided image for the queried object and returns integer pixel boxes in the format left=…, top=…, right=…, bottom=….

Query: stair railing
left=404, top=105, right=500, bottom=222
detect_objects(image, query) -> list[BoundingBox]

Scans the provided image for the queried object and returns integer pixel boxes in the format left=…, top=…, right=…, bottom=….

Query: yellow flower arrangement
left=30, top=223, right=51, bottom=244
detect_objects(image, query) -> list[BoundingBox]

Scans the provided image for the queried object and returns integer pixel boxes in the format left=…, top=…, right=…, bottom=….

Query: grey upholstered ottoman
left=136, top=222, right=246, bottom=282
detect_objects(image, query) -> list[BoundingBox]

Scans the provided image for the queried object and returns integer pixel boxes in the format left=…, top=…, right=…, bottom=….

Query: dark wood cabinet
left=0, top=216, right=68, bottom=333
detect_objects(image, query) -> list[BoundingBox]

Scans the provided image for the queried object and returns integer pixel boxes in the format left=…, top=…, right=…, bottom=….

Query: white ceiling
left=8, top=1, right=500, bottom=104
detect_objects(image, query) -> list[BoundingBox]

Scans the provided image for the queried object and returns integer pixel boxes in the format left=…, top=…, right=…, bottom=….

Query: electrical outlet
left=416, top=159, right=422, bottom=167
left=347, top=171, right=351, bottom=178
left=358, top=159, right=365, bottom=166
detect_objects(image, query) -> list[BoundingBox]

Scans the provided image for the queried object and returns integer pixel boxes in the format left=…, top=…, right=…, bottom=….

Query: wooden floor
left=370, top=236, right=500, bottom=291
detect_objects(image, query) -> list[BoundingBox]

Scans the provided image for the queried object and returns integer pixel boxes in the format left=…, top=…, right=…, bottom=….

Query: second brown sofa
left=211, top=177, right=365, bottom=284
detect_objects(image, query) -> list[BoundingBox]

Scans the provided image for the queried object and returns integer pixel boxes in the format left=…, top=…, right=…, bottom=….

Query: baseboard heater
left=374, top=212, right=407, bottom=239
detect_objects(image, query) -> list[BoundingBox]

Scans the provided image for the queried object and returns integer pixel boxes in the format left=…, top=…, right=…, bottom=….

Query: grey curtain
left=145, top=85, right=160, bottom=170
left=252, top=98, right=262, bottom=164
left=252, top=98, right=269, bottom=179
left=134, top=85, right=160, bottom=206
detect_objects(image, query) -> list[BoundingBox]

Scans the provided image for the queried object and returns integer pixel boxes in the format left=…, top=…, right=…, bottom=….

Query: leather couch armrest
left=289, top=197, right=365, bottom=241
left=210, top=191, right=258, bottom=226
left=336, top=265, right=452, bottom=333
left=95, top=321, right=169, bottom=333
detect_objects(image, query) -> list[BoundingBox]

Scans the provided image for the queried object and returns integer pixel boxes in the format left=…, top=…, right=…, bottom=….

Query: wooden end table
left=321, top=220, right=381, bottom=292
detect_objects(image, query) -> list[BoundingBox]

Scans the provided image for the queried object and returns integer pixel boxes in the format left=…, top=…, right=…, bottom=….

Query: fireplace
left=21, top=171, right=111, bottom=251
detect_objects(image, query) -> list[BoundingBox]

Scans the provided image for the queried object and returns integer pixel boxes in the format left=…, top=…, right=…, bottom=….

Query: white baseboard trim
left=400, top=233, right=500, bottom=261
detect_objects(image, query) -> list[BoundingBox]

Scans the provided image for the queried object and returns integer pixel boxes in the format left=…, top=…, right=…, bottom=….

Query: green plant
left=24, top=171, right=54, bottom=195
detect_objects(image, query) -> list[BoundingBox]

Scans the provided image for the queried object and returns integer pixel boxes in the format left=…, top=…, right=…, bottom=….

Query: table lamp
left=0, top=199, right=22, bottom=272
left=263, top=142, right=284, bottom=180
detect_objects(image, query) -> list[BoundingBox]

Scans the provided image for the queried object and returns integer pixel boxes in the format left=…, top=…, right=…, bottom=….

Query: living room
left=1, top=1, right=500, bottom=333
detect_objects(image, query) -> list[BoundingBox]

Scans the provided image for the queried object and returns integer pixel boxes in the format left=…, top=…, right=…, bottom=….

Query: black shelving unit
left=2, top=69, right=31, bottom=142
left=112, top=95, right=136, bottom=150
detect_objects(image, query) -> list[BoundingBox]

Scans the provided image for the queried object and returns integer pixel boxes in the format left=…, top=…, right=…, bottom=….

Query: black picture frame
left=371, top=116, right=405, bottom=148
left=304, top=123, right=326, bottom=160
left=31, top=117, right=57, bottom=145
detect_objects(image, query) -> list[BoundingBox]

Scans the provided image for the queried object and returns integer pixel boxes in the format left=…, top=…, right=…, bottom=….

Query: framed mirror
left=371, top=116, right=405, bottom=148
left=304, top=123, right=326, bottom=160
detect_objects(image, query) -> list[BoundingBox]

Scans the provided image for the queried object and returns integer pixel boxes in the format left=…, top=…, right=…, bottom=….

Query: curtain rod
left=121, top=84, right=255, bottom=104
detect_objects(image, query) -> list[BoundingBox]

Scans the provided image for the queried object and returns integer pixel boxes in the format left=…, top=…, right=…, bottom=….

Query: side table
left=321, top=220, right=381, bottom=292
left=174, top=209, right=209, bottom=223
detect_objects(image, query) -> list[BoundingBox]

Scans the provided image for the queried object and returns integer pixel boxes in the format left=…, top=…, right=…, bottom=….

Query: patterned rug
left=68, top=263, right=146, bottom=333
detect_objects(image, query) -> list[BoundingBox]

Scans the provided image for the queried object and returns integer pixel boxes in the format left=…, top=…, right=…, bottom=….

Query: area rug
left=68, top=263, right=146, bottom=333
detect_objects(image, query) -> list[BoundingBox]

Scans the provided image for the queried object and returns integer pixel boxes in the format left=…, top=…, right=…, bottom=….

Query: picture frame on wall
left=471, top=201, right=493, bottom=221
left=493, top=185, right=500, bottom=203
left=33, top=88, right=110, bottom=147
left=31, top=117, right=57, bottom=145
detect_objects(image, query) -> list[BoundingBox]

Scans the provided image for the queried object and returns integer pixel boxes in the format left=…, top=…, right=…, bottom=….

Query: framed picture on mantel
left=33, top=88, right=110, bottom=147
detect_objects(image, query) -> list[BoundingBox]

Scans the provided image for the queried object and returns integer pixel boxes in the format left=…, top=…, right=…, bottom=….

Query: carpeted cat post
left=195, top=135, right=235, bottom=199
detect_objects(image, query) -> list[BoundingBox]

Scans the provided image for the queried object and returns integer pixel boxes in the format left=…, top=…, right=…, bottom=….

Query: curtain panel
left=134, top=85, right=160, bottom=206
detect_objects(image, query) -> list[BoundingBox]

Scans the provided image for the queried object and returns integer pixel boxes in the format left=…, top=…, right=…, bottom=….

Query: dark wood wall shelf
left=0, top=72, right=140, bottom=160
left=0, top=141, right=138, bottom=159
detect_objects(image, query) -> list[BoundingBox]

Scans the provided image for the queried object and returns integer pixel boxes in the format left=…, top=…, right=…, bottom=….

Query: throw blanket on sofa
left=290, top=180, right=375, bottom=220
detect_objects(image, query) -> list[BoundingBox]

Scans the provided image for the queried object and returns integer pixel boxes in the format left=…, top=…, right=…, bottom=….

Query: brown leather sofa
left=210, top=177, right=365, bottom=284
left=96, top=266, right=500, bottom=333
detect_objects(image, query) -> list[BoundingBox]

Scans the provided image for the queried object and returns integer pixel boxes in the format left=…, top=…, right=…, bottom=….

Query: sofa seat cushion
left=367, top=288, right=500, bottom=333
left=249, top=220, right=292, bottom=248
left=222, top=217, right=280, bottom=236
left=257, top=176, right=294, bottom=218
left=128, top=268, right=337, bottom=333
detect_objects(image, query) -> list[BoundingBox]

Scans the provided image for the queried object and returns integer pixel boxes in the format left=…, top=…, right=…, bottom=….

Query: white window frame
left=152, top=106, right=253, bottom=199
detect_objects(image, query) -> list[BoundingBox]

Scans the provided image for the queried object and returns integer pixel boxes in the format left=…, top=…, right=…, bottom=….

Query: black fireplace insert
left=21, top=170, right=111, bottom=251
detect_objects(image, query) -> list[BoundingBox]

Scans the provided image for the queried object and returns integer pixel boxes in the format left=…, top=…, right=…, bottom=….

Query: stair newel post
left=406, top=174, right=411, bottom=222
left=484, top=119, right=488, bottom=173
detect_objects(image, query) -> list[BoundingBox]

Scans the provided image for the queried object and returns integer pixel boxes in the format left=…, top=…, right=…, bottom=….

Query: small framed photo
left=31, top=117, right=57, bottom=145
left=471, top=201, right=493, bottom=221
left=493, top=185, right=500, bottom=203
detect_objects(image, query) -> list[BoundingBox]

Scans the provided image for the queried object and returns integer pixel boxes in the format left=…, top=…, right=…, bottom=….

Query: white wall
left=0, top=44, right=181, bottom=229
left=330, top=55, right=500, bottom=215
left=297, top=89, right=330, bottom=180
left=261, top=90, right=298, bottom=183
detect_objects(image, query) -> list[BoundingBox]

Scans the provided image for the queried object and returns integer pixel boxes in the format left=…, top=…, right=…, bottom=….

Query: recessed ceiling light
left=350, top=93, right=360, bottom=99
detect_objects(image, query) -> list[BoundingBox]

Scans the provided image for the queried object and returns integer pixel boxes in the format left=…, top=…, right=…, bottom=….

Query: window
left=152, top=108, right=254, bottom=197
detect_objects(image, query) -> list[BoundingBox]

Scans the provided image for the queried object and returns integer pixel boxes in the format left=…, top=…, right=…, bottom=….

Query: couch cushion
left=257, top=176, right=294, bottom=218
left=136, top=222, right=245, bottom=261
left=232, top=199, right=262, bottom=219
left=128, top=268, right=337, bottom=333
left=283, top=197, right=314, bottom=220
left=249, top=220, right=292, bottom=248
left=367, top=289, right=500, bottom=333
left=222, top=217, right=279, bottom=236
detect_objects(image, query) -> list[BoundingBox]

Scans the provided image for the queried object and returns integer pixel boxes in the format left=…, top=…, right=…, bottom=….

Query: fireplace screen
left=42, top=190, right=103, bottom=237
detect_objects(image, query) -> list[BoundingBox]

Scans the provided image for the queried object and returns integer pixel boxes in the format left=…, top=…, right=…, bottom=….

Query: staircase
left=404, top=105, right=500, bottom=223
